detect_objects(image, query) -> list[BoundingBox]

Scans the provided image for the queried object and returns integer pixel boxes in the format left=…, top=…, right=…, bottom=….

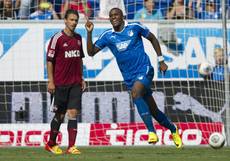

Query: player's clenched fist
left=85, top=21, right=94, bottom=32
left=159, top=61, right=168, bottom=73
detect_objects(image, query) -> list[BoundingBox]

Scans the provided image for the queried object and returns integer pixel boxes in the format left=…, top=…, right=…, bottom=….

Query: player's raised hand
left=85, top=20, right=94, bottom=32
left=159, top=61, right=168, bottom=73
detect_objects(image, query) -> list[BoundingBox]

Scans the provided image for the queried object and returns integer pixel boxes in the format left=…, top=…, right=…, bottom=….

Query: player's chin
left=112, top=23, right=120, bottom=28
left=70, top=27, right=76, bottom=32
left=70, top=25, right=76, bottom=30
left=111, top=21, right=120, bottom=27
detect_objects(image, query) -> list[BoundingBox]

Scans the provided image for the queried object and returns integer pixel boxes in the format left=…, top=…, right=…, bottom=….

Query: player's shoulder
left=127, top=21, right=141, bottom=25
left=98, top=28, right=113, bottom=39
left=52, top=31, right=63, bottom=39
left=48, top=31, right=63, bottom=49
left=127, top=21, right=147, bottom=29
left=50, top=31, right=63, bottom=42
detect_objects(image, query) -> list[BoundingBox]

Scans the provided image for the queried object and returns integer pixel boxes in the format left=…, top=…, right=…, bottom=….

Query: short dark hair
left=64, top=9, right=79, bottom=19
left=109, top=7, right=124, bottom=16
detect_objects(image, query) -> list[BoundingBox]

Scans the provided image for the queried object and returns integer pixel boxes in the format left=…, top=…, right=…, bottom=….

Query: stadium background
left=0, top=0, right=229, bottom=148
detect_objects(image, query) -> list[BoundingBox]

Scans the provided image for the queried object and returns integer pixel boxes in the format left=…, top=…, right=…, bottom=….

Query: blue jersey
left=95, top=21, right=152, bottom=81
left=212, top=65, right=227, bottom=81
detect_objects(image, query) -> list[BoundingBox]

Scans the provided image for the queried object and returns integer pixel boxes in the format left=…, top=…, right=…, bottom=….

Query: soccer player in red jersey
left=45, top=9, right=86, bottom=155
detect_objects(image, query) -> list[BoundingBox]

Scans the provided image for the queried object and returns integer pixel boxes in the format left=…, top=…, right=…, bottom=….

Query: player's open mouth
left=112, top=20, right=119, bottom=25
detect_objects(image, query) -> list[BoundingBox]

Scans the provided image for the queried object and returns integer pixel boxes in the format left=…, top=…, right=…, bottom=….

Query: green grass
left=0, top=146, right=230, bottom=161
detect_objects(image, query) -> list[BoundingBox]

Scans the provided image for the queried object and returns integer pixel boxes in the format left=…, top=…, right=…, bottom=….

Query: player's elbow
left=87, top=48, right=98, bottom=57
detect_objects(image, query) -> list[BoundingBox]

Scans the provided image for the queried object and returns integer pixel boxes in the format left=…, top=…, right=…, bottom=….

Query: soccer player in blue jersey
left=85, top=8, right=182, bottom=148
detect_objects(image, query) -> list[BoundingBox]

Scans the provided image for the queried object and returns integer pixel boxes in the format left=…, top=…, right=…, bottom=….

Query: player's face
left=65, top=13, right=79, bottom=32
left=109, top=9, right=124, bottom=28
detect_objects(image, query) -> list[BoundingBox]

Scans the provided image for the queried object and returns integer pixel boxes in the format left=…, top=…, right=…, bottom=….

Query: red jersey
left=47, top=31, right=84, bottom=86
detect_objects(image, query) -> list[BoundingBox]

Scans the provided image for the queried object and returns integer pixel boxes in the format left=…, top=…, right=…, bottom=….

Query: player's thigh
left=54, top=86, right=68, bottom=113
left=131, top=81, right=146, bottom=98
left=67, top=84, right=82, bottom=111
left=131, top=67, right=154, bottom=97
left=136, top=67, right=154, bottom=89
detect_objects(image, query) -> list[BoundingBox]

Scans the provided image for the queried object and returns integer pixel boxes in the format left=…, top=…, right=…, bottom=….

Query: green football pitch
left=0, top=146, right=229, bottom=161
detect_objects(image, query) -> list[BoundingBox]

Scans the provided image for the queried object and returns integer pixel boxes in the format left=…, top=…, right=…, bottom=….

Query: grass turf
left=0, top=146, right=229, bottom=161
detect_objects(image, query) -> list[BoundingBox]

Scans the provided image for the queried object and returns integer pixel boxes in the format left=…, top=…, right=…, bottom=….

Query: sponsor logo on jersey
left=65, top=50, right=80, bottom=58
left=116, top=40, right=131, bottom=51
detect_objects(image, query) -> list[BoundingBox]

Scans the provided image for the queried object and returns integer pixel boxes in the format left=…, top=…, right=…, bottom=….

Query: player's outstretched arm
left=146, top=32, right=168, bottom=73
left=85, top=20, right=100, bottom=56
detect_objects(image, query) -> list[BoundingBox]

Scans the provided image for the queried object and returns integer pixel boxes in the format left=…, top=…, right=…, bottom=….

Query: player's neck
left=63, top=28, right=75, bottom=37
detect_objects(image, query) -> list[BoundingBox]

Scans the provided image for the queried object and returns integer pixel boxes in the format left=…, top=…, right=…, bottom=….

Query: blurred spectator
left=62, top=0, right=93, bottom=19
left=124, top=0, right=145, bottom=19
left=48, top=0, right=63, bottom=19
left=188, top=0, right=201, bottom=18
left=29, top=1, right=58, bottom=19
left=202, top=47, right=229, bottom=81
left=16, top=0, right=35, bottom=19
left=197, top=0, right=221, bottom=19
left=0, top=0, right=17, bottom=19
left=211, top=47, right=227, bottom=81
left=166, top=0, right=194, bottom=19
left=134, top=0, right=163, bottom=20
left=97, top=0, right=126, bottom=19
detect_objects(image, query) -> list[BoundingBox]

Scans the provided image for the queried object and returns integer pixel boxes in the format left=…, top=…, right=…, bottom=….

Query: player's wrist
left=48, top=79, right=54, bottom=83
left=158, top=55, right=164, bottom=62
left=48, top=79, right=55, bottom=85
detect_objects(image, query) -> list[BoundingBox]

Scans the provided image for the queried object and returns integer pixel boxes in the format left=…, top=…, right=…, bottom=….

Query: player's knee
left=131, top=89, right=143, bottom=100
left=67, top=110, right=78, bottom=119
left=54, top=114, right=65, bottom=123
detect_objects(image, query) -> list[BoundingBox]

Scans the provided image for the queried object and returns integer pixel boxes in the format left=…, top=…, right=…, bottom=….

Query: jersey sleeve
left=46, top=35, right=58, bottom=62
left=135, top=22, right=150, bottom=38
left=95, top=32, right=108, bottom=49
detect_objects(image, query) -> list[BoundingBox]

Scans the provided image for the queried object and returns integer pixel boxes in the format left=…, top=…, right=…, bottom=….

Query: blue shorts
left=125, top=66, right=154, bottom=96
